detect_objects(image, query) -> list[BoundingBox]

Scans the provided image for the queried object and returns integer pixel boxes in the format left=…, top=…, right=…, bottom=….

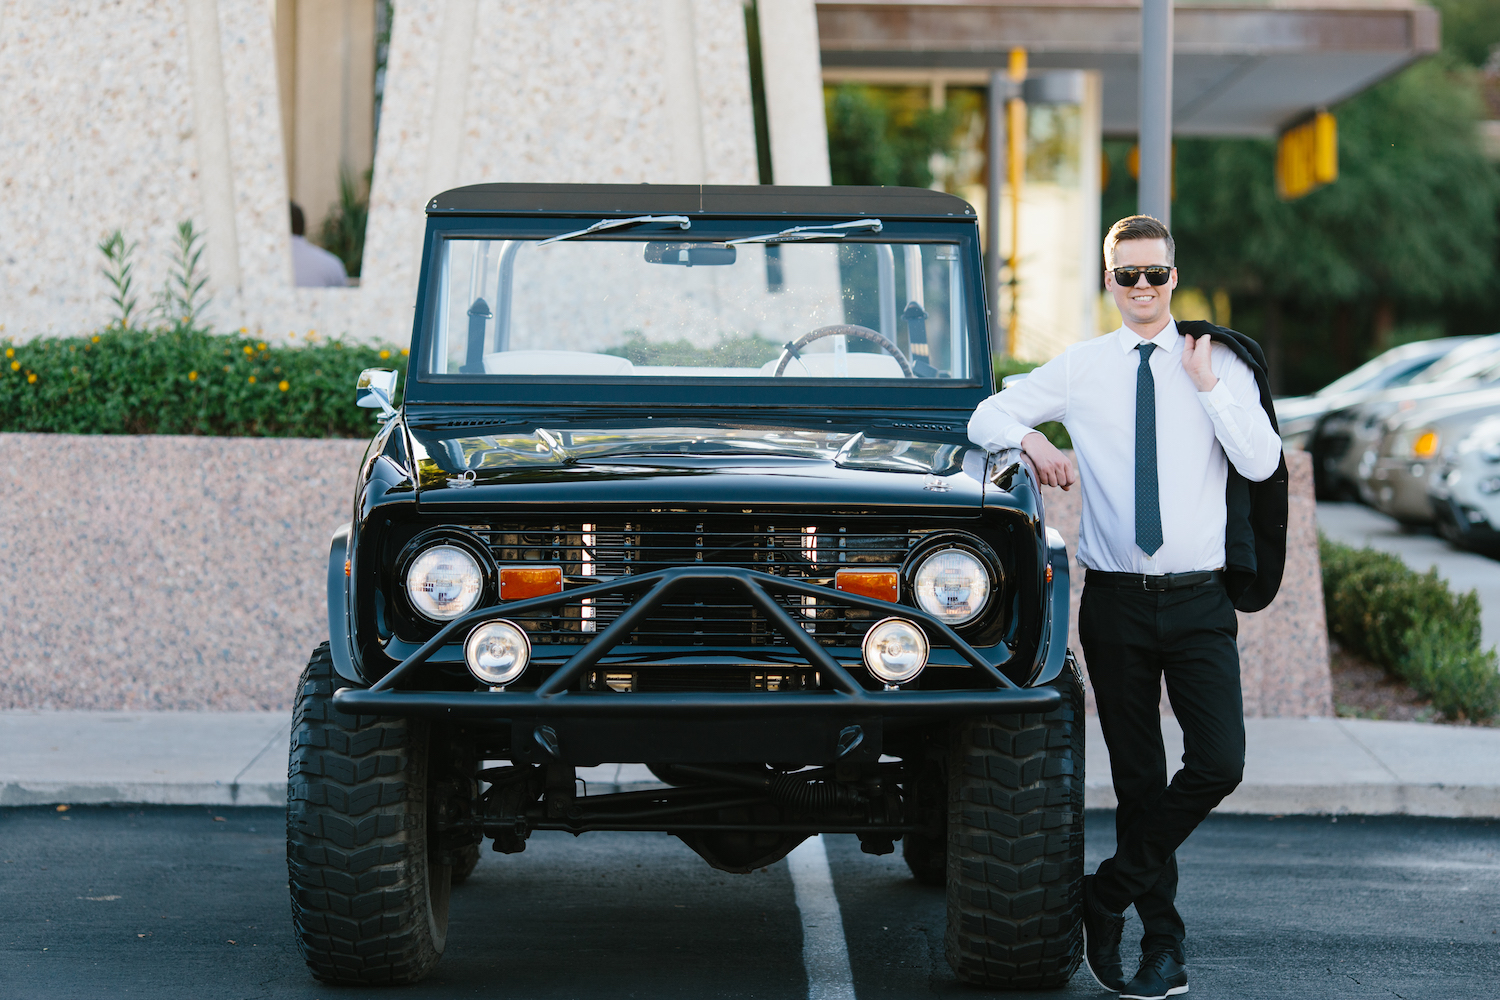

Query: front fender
left=1028, top=526, right=1072, bottom=686
left=326, top=523, right=360, bottom=684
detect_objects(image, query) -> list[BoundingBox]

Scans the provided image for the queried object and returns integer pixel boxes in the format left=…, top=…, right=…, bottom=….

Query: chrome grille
left=475, top=518, right=922, bottom=647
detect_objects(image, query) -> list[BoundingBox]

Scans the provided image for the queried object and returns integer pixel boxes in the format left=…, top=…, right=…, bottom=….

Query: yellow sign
left=1276, top=111, right=1338, bottom=200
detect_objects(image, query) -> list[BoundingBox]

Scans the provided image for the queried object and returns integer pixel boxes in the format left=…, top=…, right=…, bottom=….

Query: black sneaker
left=1080, top=874, right=1126, bottom=991
left=1120, top=949, right=1189, bottom=999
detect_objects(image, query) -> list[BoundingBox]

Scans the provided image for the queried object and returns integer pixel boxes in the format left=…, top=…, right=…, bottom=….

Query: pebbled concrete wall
left=0, top=434, right=1331, bottom=716
left=0, top=432, right=365, bottom=711
left=1041, top=448, right=1334, bottom=718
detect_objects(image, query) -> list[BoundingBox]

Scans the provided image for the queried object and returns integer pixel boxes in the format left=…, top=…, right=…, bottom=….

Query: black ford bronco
left=288, top=183, right=1083, bottom=988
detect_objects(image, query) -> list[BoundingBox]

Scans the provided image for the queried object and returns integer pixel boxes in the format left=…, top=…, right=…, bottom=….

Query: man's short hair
left=290, top=201, right=306, bottom=237
left=1104, top=215, right=1174, bottom=267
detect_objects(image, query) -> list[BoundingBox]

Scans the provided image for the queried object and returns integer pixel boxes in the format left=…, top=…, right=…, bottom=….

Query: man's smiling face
left=1105, top=237, right=1177, bottom=330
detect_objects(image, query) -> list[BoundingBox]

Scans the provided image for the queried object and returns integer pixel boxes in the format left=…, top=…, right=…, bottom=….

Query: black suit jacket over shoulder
left=1176, top=320, right=1289, bottom=613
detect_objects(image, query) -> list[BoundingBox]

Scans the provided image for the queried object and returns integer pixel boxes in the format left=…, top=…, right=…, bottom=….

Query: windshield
left=421, top=235, right=975, bottom=380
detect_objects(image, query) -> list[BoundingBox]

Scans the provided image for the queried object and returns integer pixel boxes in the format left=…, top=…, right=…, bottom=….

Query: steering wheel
left=773, top=324, right=917, bottom=378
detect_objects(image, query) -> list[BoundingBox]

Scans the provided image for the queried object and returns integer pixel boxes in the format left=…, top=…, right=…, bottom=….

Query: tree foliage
left=1106, top=55, right=1500, bottom=391
left=1170, top=59, right=1499, bottom=309
left=826, top=84, right=959, bottom=188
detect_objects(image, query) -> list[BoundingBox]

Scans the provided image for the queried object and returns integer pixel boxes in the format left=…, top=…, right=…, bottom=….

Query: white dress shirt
left=292, top=235, right=350, bottom=288
left=969, top=319, right=1282, bottom=575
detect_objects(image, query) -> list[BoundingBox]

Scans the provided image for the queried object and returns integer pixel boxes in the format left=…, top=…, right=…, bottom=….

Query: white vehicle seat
left=483, top=351, right=635, bottom=375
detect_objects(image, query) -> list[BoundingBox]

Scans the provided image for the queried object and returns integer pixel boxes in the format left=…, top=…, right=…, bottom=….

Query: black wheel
left=450, top=841, right=481, bottom=885
left=287, top=643, right=450, bottom=985
left=902, top=831, right=946, bottom=886
left=944, top=654, right=1085, bottom=989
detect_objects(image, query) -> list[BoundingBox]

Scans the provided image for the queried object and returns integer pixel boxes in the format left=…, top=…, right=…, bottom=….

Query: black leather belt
left=1086, top=569, right=1223, bottom=592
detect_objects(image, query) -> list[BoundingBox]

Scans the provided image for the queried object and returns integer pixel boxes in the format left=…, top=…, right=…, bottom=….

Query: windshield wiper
left=536, top=215, right=690, bottom=247
left=726, top=218, right=883, bottom=245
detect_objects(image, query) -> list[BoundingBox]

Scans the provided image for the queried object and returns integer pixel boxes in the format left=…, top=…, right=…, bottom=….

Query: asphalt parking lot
left=1, top=807, right=1495, bottom=1000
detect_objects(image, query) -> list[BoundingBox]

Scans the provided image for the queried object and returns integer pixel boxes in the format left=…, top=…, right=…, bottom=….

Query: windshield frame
left=403, top=214, right=994, bottom=412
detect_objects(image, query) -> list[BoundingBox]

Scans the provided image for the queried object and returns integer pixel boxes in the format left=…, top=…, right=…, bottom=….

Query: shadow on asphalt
left=0, top=807, right=1495, bottom=999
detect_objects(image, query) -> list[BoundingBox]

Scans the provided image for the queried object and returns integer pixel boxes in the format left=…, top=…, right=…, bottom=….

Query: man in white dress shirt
left=968, top=216, right=1281, bottom=1000
left=290, top=202, right=350, bottom=288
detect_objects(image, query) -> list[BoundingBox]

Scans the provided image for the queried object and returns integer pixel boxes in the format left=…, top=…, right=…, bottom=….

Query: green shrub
left=1320, top=534, right=1497, bottom=721
left=0, top=326, right=403, bottom=439
left=992, top=355, right=1072, bottom=450
left=1401, top=620, right=1500, bottom=723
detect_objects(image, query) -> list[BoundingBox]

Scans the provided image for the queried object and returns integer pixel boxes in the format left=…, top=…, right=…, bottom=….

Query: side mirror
left=1001, top=372, right=1029, bottom=389
left=356, top=368, right=399, bottom=421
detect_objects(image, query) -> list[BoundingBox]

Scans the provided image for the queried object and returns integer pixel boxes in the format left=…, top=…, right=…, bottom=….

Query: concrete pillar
left=1138, top=0, right=1173, bottom=227
left=1078, top=71, right=1103, bottom=339
left=985, top=71, right=1007, bottom=342
left=185, top=0, right=242, bottom=292
left=756, top=0, right=830, bottom=185
left=420, top=0, right=478, bottom=201
left=661, top=0, right=708, bottom=184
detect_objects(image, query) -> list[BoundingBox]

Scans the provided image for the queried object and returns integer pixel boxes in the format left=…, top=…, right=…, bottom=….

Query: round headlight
left=862, top=617, right=930, bottom=685
left=464, top=620, right=531, bottom=687
left=405, top=544, right=483, bottom=621
left=912, top=548, right=991, bottom=625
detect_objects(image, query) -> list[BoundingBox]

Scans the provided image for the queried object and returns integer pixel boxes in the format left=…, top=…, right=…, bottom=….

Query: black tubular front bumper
left=333, top=535, right=1071, bottom=724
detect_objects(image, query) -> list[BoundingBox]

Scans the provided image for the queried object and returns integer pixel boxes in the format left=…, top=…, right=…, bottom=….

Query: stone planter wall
left=0, top=434, right=1331, bottom=716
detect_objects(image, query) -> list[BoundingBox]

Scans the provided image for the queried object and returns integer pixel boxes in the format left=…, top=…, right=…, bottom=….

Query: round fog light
left=464, top=620, right=531, bottom=687
left=862, top=617, right=929, bottom=686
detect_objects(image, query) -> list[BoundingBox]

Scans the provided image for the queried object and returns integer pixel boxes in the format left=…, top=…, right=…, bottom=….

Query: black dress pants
left=1079, top=577, right=1246, bottom=957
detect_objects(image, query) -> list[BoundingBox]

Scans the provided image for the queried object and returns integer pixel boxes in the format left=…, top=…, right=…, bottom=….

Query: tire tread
left=287, top=643, right=444, bottom=985
left=944, top=656, right=1086, bottom=989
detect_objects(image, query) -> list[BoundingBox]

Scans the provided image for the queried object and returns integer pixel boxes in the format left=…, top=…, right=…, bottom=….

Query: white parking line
left=787, top=835, right=857, bottom=1000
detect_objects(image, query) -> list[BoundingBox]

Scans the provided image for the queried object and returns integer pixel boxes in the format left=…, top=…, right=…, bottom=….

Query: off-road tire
left=450, top=841, right=481, bottom=885
left=287, top=643, right=450, bottom=985
left=902, top=831, right=946, bottom=886
left=944, top=654, right=1085, bottom=989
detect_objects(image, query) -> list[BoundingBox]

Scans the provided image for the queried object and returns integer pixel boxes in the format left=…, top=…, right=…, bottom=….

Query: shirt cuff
left=1197, top=380, right=1235, bottom=415
left=1005, top=424, right=1040, bottom=450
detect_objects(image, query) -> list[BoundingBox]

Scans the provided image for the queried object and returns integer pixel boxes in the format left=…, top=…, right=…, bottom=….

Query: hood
left=404, top=419, right=991, bottom=510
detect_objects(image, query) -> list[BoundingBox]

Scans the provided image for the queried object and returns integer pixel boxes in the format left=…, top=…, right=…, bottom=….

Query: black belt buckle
left=1143, top=574, right=1169, bottom=592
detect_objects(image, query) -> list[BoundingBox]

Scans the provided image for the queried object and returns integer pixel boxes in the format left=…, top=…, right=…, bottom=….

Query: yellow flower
left=278, top=380, right=290, bottom=392
left=288, top=331, right=297, bottom=340
left=243, top=345, right=254, bottom=356
left=239, top=327, right=248, bottom=334
left=188, top=371, right=198, bottom=381
left=257, top=342, right=267, bottom=351
left=9, top=360, right=18, bottom=371
left=26, top=372, right=37, bottom=384
left=4, top=347, right=12, bottom=358
left=223, top=364, right=231, bottom=373
left=91, top=335, right=100, bottom=343
left=379, top=349, right=390, bottom=360
left=248, top=375, right=257, bottom=384
left=400, top=348, right=409, bottom=356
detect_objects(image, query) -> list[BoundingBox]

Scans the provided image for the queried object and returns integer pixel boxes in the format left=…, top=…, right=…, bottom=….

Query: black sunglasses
left=1111, top=265, right=1173, bottom=287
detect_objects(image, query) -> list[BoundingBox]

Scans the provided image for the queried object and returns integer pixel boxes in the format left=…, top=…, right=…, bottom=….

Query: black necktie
left=1135, top=343, right=1164, bottom=556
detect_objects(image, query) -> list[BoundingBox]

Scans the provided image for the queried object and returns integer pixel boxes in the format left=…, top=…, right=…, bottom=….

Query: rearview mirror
left=356, top=368, right=399, bottom=420
left=643, top=242, right=736, bottom=267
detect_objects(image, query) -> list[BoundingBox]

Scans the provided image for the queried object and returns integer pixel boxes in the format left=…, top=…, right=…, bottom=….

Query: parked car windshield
left=421, top=236, right=974, bottom=380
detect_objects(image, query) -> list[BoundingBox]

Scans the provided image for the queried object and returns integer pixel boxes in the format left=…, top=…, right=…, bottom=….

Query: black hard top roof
left=427, top=183, right=978, bottom=221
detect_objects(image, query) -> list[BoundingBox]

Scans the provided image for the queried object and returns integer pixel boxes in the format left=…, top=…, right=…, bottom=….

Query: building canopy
left=816, top=0, right=1440, bottom=136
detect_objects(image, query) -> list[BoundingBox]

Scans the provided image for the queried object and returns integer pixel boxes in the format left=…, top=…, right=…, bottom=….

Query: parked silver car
left=1275, top=337, right=1473, bottom=451
left=1368, top=386, right=1500, bottom=524
left=1430, top=414, right=1500, bottom=554
left=1309, top=334, right=1500, bottom=500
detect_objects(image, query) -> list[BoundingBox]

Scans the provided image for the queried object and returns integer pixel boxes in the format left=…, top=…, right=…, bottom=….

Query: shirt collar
left=1115, top=317, right=1179, bottom=356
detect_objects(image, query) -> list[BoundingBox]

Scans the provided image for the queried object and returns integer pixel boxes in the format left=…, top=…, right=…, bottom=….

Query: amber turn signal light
left=835, top=568, right=899, bottom=604
left=499, top=565, right=563, bottom=601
